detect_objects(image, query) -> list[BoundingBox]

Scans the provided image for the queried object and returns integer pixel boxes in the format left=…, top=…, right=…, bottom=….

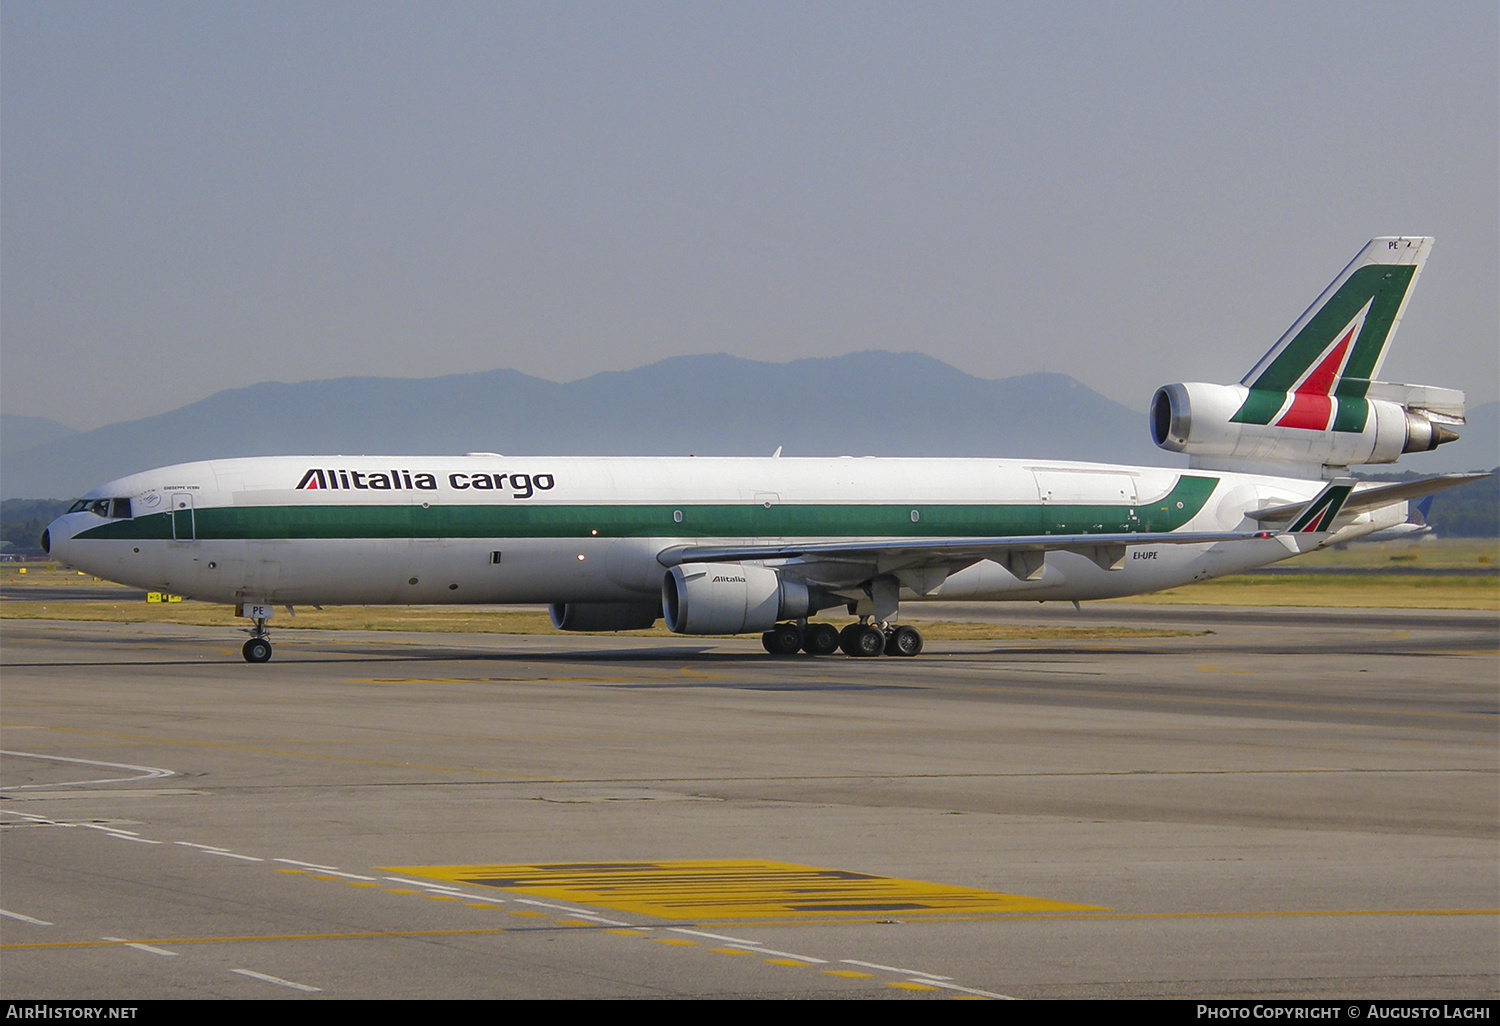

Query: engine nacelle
left=662, top=563, right=812, bottom=635
left=1150, top=381, right=1460, bottom=472
left=548, top=601, right=660, bottom=632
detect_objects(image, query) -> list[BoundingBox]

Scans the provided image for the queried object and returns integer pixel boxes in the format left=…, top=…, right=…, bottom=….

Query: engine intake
left=662, top=563, right=814, bottom=635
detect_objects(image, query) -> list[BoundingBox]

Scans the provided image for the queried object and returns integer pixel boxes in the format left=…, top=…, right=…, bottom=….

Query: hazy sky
left=3, top=2, right=1496, bottom=432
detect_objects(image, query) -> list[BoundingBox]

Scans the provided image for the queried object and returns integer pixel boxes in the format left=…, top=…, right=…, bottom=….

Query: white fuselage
left=45, top=455, right=1402, bottom=618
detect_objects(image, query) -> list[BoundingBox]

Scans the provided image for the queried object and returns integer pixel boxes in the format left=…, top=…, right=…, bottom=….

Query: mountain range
left=2, top=351, right=1495, bottom=500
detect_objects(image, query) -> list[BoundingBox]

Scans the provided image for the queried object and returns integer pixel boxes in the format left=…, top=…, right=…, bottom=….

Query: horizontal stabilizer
left=1247, top=472, right=1491, bottom=524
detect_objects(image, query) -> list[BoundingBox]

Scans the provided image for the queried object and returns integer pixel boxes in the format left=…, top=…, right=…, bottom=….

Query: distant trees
left=0, top=499, right=69, bottom=558
left=1357, top=471, right=1498, bottom=538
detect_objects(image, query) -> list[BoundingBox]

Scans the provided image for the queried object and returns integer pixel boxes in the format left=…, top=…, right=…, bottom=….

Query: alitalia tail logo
left=297, top=467, right=557, bottom=499
left=1287, top=484, right=1353, bottom=533
left=1271, top=302, right=1369, bottom=432
left=1232, top=260, right=1418, bottom=433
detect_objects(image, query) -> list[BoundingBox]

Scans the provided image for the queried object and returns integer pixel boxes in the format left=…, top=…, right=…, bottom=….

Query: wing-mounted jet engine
left=1149, top=237, right=1465, bottom=478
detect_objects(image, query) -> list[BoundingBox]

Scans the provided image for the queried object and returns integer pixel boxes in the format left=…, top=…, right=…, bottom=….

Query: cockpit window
left=73, top=498, right=132, bottom=518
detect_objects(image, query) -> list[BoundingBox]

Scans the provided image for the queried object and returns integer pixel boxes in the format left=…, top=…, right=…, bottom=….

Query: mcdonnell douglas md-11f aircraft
left=45, top=238, right=1485, bottom=662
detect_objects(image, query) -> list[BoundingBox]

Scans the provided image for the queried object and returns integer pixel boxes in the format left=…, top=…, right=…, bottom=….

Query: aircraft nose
left=43, top=515, right=77, bottom=565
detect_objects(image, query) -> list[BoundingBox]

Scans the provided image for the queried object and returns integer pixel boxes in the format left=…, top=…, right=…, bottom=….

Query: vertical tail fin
left=1150, top=237, right=1462, bottom=476
left=1233, top=238, right=1432, bottom=431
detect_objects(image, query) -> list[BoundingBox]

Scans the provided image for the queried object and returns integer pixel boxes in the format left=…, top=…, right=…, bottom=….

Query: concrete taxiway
left=1, top=606, right=1496, bottom=999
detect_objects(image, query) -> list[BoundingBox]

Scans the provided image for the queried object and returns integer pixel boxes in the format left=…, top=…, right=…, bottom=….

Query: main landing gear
left=242, top=617, right=273, bottom=663
left=761, top=620, right=923, bottom=657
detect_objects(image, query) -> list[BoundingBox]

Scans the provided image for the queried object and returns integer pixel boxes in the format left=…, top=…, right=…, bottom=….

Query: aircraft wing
left=656, top=528, right=1271, bottom=585
left=1245, top=472, right=1491, bottom=524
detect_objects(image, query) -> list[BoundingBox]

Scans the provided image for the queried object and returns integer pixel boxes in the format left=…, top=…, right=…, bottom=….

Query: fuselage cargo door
left=1032, top=471, right=1138, bottom=505
left=1031, top=470, right=1140, bottom=533
left=170, top=493, right=195, bottom=541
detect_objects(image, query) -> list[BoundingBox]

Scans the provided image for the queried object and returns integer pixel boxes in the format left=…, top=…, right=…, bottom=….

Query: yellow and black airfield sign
left=380, top=860, right=1103, bottom=922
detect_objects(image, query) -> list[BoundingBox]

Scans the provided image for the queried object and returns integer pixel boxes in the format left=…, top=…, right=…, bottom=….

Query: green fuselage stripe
left=76, top=477, right=1218, bottom=543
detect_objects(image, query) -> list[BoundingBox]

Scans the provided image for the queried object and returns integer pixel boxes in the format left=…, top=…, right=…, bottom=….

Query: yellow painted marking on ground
left=424, top=895, right=457, bottom=902
left=652, top=938, right=698, bottom=947
left=507, top=910, right=548, bottom=918
left=384, top=889, right=418, bottom=895
left=823, top=969, right=874, bottom=979
left=345, top=882, right=379, bottom=889
left=886, top=981, right=940, bottom=992
left=310, top=875, right=344, bottom=882
left=606, top=929, right=648, bottom=938
left=764, top=958, right=809, bottom=968
left=709, top=947, right=754, bottom=956
left=553, top=918, right=594, bottom=927
left=465, top=903, right=499, bottom=910
left=381, top=860, right=1102, bottom=921
left=990, top=908, right=1500, bottom=923
left=275, top=869, right=305, bottom=876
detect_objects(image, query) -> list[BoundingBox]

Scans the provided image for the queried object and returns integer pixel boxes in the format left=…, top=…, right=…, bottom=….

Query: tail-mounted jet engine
left=1150, top=381, right=1463, bottom=473
left=663, top=563, right=825, bottom=635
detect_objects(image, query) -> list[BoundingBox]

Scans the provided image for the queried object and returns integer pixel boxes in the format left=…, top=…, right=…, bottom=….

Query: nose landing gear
left=241, top=617, right=273, bottom=663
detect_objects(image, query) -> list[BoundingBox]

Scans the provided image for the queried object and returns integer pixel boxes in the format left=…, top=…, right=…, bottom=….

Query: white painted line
left=310, top=869, right=375, bottom=880
left=511, top=897, right=627, bottom=924
left=383, top=875, right=462, bottom=890
left=277, top=858, right=344, bottom=872
left=103, top=937, right=177, bottom=957
left=231, top=968, right=321, bottom=992
left=842, top=959, right=952, bottom=981
left=667, top=926, right=833, bottom=965
left=0, top=750, right=174, bottom=790
left=667, top=927, right=762, bottom=945
left=102, top=832, right=160, bottom=844
left=269, top=859, right=376, bottom=880
left=921, top=978, right=1015, bottom=1000
left=737, top=945, right=826, bottom=964
left=511, top=897, right=593, bottom=914
left=203, top=850, right=263, bottom=862
left=175, top=841, right=230, bottom=851
left=0, top=811, right=63, bottom=825
left=0, top=909, right=52, bottom=926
